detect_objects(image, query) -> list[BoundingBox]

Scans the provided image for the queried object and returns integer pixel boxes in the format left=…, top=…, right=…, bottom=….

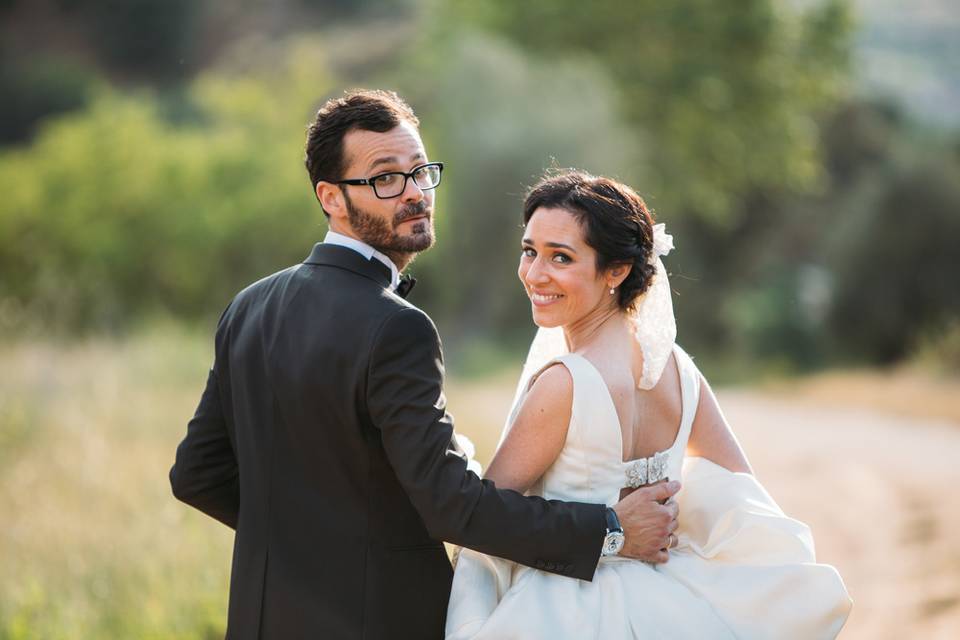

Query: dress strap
left=670, top=344, right=701, bottom=455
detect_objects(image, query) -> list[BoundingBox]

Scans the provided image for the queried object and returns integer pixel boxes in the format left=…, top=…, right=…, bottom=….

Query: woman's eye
left=522, top=247, right=536, bottom=258
left=552, top=253, right=571, bottom=264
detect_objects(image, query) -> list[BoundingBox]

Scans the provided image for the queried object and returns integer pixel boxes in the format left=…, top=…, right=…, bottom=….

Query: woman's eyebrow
left=521, top=238, right=577, bottom=253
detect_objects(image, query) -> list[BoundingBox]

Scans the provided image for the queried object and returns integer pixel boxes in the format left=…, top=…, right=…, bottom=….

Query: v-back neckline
left=566, top=348, right=686, bottom=465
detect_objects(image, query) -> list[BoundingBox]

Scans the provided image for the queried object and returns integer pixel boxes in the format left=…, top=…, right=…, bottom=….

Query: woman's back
left=586, top=343, right=685, bottom=462
left=519, top=345, right=701, bottom=508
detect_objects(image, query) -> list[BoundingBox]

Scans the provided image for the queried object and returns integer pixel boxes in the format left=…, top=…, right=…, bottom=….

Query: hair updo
left=522, top=170, right=657, bottom=311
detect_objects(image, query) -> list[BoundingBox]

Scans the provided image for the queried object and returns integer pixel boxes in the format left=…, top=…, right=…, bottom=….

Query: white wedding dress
left=445, top=345, right=852, bottom=639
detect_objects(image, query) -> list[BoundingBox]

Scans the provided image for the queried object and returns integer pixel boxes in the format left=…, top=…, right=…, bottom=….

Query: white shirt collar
left=323, top=230, right=400, bottom=291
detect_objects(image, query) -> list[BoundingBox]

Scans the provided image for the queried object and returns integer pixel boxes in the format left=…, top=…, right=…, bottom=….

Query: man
left=170, top=89, right=680, bottom=639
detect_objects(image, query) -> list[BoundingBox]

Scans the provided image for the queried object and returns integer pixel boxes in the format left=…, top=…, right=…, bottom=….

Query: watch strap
left=604, top=507, right=623, bottom=534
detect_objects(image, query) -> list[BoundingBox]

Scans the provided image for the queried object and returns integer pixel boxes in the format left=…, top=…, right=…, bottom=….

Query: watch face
left=603, top=532, right=625, bottom=556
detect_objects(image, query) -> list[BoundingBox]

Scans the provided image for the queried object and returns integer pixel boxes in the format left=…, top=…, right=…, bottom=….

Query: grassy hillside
left=3, top=330, right=958, bottom=637
left=0, top=329, right=231, bottom=638
left=0, top=329, right=513, bottom=638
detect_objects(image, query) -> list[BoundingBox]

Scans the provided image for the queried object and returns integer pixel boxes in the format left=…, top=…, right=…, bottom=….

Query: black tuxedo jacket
left=170, top=243, right=606, bottom=639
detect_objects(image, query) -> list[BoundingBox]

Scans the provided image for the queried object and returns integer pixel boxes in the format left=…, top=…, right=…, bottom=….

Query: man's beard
left=342, top=190, right=435, bottom=256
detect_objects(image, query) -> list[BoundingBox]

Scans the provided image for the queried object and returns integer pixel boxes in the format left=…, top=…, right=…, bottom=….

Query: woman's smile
left=528, top=290, right=565, bottom=306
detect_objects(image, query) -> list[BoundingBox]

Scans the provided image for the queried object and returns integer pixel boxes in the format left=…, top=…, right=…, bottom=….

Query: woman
left=445, top=171, right=852, bottom=639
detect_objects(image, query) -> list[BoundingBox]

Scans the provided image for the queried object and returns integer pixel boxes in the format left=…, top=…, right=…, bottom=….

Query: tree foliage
left=0, top=42, right=331, bottom=331
left=446, top=0, right=852, bottom=224
left=0, top=2, right=956, bottom=372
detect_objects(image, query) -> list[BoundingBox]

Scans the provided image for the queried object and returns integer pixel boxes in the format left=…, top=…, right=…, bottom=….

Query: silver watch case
left=602, top=530, right=625, bottom=556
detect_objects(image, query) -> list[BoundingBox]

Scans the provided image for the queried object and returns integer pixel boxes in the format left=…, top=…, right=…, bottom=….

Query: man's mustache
left=394, top=201, right=431, bottom=226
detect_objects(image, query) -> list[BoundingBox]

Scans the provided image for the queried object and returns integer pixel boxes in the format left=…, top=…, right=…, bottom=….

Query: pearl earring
left=609, top=288, right=616, bottom=295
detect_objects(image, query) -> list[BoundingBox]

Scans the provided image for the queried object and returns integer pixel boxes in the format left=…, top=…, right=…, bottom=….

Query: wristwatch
left=601, top=507, right=625, bottom=556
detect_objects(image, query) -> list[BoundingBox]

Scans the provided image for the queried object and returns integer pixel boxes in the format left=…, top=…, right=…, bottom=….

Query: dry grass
left=3, top=332, right=959, bottom=638
left=0, top=331, right=521, bottom=639
left=764, top=366, right=960, bottom=425
left=445, top=371, right=520, bottom=468
left=1, top=329, right=231, bottom=639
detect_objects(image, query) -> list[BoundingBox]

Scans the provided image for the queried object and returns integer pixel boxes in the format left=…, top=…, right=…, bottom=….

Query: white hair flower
left=651, top=223, right=674, bottom=260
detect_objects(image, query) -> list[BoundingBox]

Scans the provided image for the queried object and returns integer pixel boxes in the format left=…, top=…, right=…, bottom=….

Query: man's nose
left=400, top=176, right=425, bottom=203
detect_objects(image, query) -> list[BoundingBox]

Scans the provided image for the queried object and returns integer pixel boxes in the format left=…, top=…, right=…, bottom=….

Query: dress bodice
left=448, top=345, right=852, bottom=640
left=519, top=345, right=701, bottom=507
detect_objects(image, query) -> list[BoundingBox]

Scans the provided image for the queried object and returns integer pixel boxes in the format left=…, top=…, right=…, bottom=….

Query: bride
left=445, top=170, right=852, bottom=639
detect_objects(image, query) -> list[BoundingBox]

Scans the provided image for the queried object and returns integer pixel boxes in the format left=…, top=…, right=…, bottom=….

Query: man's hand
left=612, top=480, right=680, bottom=564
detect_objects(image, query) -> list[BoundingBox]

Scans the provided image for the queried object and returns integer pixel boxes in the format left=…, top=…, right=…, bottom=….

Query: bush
left=827, top=159, right=960, bottom=363
left=0, top=43, right=333, bottom=333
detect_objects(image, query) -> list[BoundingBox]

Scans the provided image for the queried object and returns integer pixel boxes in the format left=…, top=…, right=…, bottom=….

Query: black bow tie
left=395, top=274, right=417, bottom=299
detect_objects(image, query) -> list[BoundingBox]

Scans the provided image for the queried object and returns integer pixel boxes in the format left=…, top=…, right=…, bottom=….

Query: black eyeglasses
left=333, top=162, right=444, bottom=199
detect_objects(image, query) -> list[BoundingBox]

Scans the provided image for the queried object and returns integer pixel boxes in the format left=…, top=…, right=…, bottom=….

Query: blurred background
left=1, top=0, right=957, bottom=637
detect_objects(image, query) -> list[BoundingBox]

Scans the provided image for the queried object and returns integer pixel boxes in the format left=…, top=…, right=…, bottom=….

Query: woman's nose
left=525, top=257, right=550, bottom=285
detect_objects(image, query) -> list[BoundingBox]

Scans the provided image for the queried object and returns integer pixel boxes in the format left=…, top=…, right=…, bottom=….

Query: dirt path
left=718, top=391, right=960, bottom=640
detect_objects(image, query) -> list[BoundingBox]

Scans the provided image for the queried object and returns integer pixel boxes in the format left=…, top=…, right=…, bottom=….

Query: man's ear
left=316, top=182, right=346, bottom=219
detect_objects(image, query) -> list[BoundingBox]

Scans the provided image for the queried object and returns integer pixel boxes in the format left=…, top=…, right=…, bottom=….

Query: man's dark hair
left=304, top=89, right=420, bottom=213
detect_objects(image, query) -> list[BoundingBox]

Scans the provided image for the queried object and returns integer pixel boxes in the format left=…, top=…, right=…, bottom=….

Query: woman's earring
left=609, top=287, right=616, bottom=295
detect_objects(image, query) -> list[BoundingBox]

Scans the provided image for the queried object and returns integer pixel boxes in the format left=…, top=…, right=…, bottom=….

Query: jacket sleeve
left=169, top=312, right=239, bottom=529
left=366, top=307, right=606, bottom=581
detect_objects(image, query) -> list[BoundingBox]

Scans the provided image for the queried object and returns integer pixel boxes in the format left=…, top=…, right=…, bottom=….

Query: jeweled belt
left=624, top=450, right=669, bottom=488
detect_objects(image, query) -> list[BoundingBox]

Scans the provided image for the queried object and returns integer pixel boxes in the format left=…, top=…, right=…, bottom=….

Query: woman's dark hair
left=523, top=170, right=657, bottom=311
left=304, top=89, right=419, bottom=211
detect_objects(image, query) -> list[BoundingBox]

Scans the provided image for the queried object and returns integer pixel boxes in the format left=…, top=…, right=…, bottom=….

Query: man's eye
left=373, top=173, right=402, bottom=186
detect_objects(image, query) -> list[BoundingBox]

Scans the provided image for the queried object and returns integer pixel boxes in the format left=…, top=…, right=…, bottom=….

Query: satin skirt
left=445, top=457, right=852, bottom=640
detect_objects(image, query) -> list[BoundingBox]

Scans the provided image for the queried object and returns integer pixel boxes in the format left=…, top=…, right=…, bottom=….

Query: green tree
left=377, top=31, right=643, bottom=350
left=823, top=118, right=960, bottom=363
left=0, top=40, right=332, bottom=333
left=446, top=0, right=852, bottom=224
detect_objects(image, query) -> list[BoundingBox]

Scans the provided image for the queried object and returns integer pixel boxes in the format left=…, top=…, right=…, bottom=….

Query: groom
left=170, top=89, right=681, bottom=639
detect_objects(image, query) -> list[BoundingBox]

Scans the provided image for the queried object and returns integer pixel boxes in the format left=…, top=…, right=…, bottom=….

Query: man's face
left=337, top=122, right=436, bottom=257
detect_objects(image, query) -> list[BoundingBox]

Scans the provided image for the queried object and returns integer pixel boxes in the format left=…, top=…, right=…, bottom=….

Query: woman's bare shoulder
left=485, top=362, right=573, bottom=492
left=524, top=361, right=574, bottom=410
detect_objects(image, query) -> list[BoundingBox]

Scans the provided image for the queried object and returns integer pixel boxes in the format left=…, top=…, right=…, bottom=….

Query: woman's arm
left=685, top=373, right=753, bottom=474
left=483, top=363, right=573, bottom=493
left=369, top=309, right=606, bottom=580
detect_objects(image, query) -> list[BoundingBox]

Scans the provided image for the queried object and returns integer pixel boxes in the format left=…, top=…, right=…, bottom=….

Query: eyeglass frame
left=330, top=162, right=444, bottom=200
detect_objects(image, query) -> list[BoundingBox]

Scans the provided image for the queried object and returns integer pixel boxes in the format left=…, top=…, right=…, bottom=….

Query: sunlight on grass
left=4, top=330, right=959, bottom=637
left=0, top=329, right=520, bottom=638
left=1, top=329, right=230, bottom=638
